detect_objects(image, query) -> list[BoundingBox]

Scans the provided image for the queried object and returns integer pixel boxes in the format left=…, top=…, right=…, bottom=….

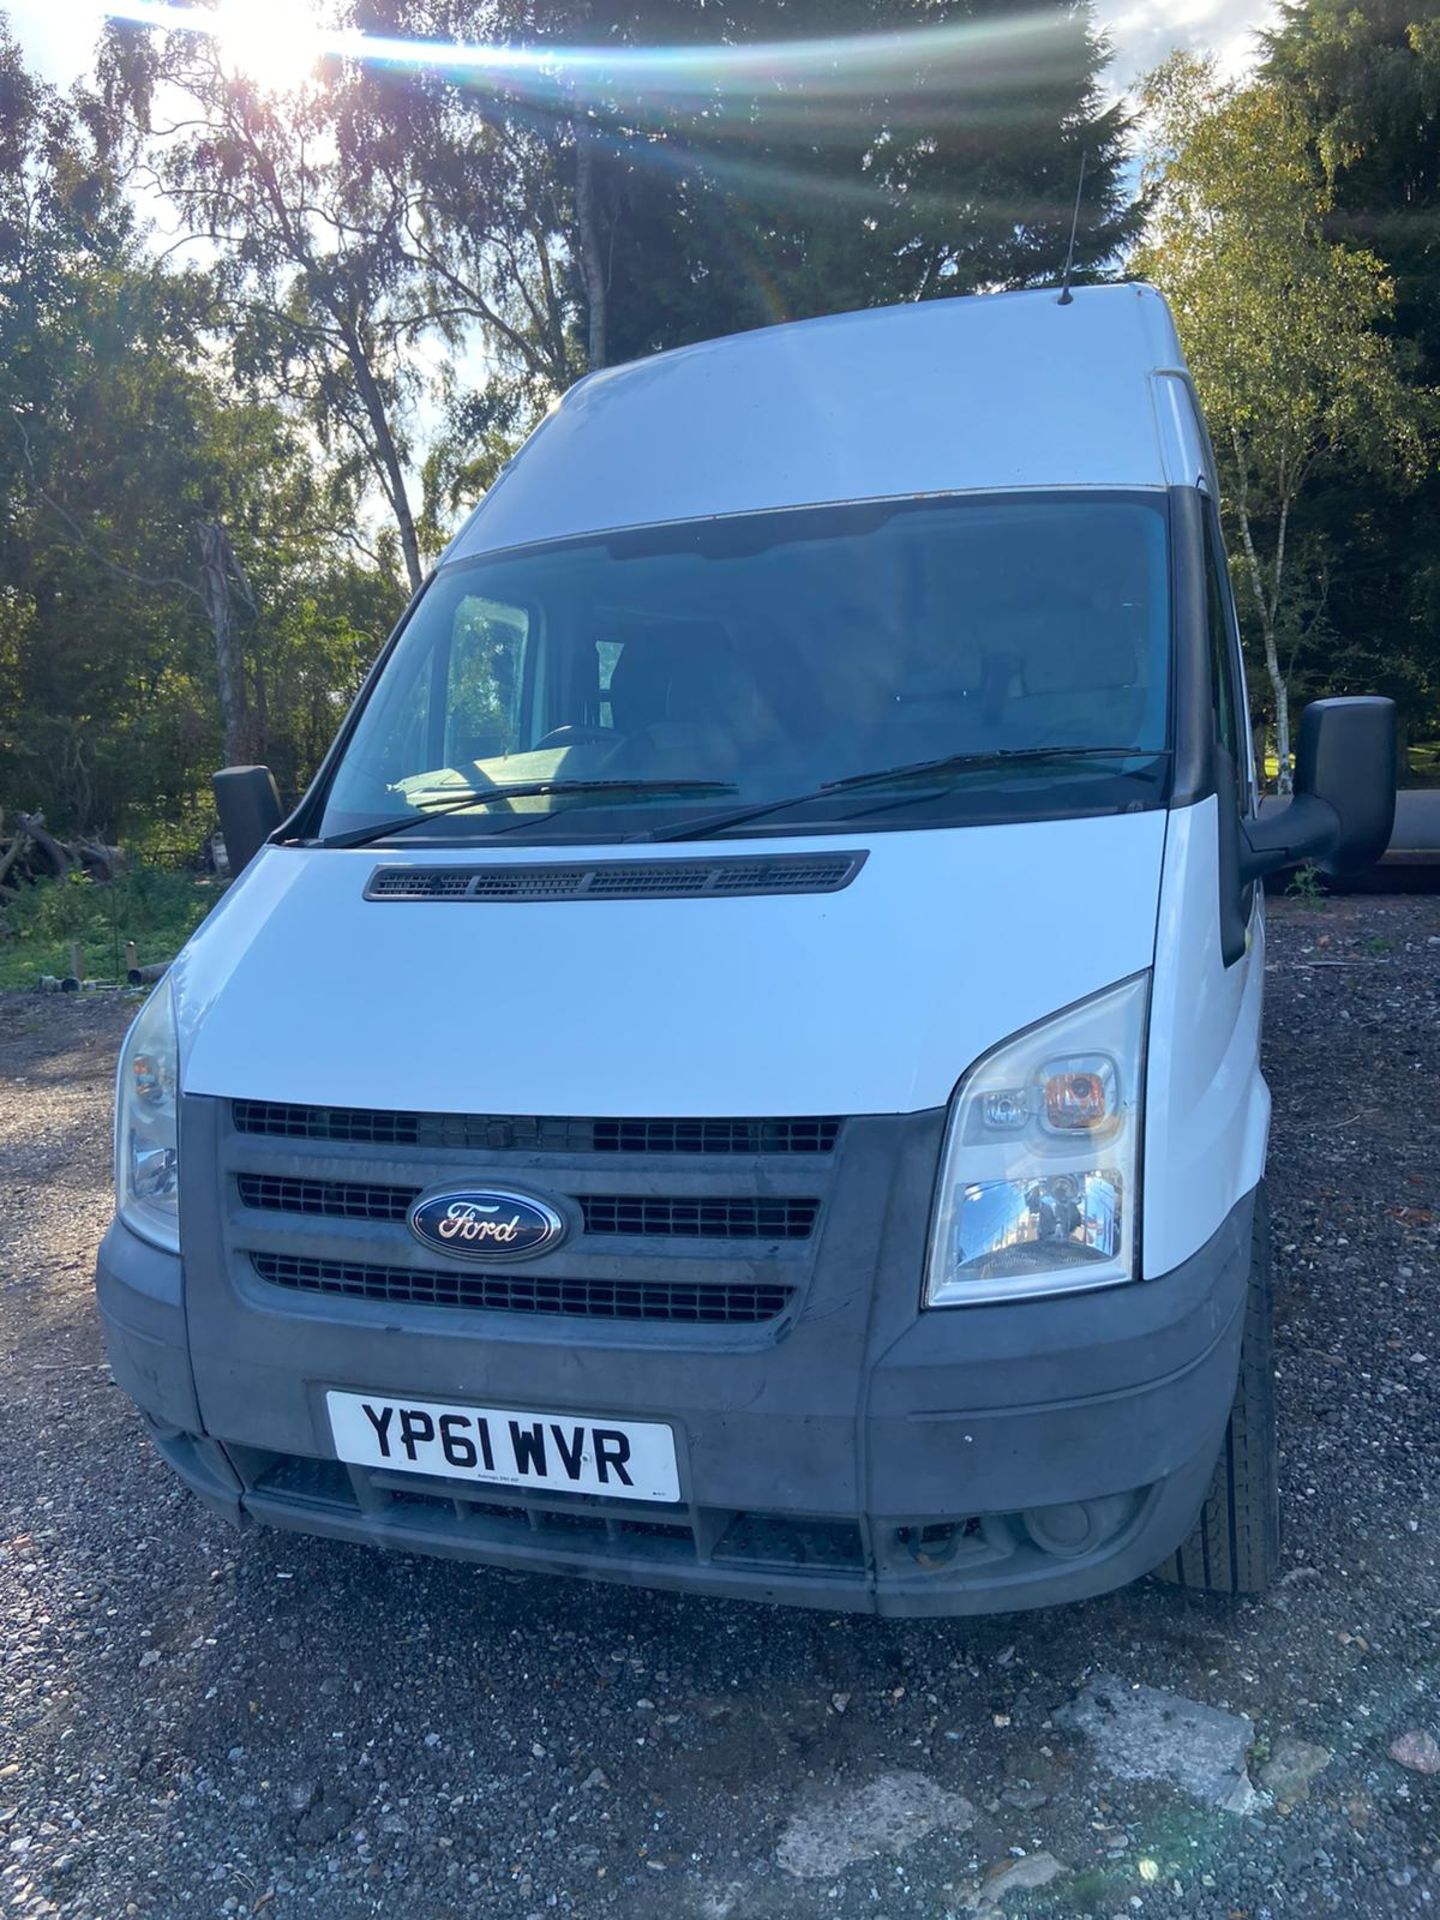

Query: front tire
left=1155, top=1186, right=1280, bottom=1596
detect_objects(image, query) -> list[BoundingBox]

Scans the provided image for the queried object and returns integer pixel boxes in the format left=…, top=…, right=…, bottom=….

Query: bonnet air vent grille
left=378, top=868, right=474, bottom=898
left=365, top=852, right=866, bottom=904
left=231, top=1103, right=841, bottom=1156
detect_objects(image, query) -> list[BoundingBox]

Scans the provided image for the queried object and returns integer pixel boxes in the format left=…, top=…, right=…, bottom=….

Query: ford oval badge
left=409, top=1188, right=565, bottom=1262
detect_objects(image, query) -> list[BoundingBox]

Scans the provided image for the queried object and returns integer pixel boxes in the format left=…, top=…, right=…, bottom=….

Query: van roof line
left=449, top=285, right=1196, bottom=562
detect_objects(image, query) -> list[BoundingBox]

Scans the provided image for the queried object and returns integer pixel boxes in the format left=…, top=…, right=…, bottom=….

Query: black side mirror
left=213, top=766, right=283, bottom=876
left=1240, top=697, right=1396, bottom=883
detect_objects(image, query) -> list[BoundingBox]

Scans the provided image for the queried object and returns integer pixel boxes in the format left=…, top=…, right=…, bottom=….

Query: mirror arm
left=1238, top=793, right=1341, bottom=885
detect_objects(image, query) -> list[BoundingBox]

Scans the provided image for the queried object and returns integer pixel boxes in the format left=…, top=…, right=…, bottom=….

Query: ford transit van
left=96, top=285, right=1395, bottom=1615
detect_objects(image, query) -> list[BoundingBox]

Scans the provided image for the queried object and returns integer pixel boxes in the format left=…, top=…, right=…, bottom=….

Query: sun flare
left=209, top=0, right=324, bottom=92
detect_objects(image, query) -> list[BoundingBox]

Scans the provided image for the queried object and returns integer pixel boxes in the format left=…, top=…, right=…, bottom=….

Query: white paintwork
left=168, top=282, right=1268, bottom=1281
left=1143, top=797, right=1269, bottom=1278
left=172, top=816, right=1166, bottom=1119
left=446, top=285, right=1188, bottom=563
left=174, top=802, right=1266, bottom=1276
left=1150, top=368, right=1216, bottom=495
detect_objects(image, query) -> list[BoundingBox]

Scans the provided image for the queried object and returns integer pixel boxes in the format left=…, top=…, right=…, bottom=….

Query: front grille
left=245, top=1453, right=869, bottom=1575
left=580, top=1196, right=818, bottom=1240
left=235, top=1102, right=425, bottom=1147
left=365, top=852, right=866, bottom=904
left=251, top=1252, right=792, bottom=1324
left=238, top=1174, right=412, bottom=1222
left=713, top=1512, right=866, bottom=1571
left=233, top=1102, right=841, bottom=1156
left=239, top=1176, right=819, bottom=1242
left=590, top=1117, right=839, bottom=1155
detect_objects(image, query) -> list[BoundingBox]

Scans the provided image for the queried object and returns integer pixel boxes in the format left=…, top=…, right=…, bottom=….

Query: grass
left=0, top=867, right=224, bottom=990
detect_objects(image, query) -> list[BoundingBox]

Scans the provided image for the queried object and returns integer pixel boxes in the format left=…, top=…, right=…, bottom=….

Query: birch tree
left=1136, top=54, right=1425, bottom=788
left=100, top=25, right=445, bottom=594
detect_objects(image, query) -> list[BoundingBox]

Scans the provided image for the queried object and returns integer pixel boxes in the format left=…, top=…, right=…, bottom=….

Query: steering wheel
left=532, top=724, right=615, bottom=750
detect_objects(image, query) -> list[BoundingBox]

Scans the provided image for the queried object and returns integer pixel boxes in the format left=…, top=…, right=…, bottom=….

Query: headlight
left=116, top=977, right=180, bottom=1253
left=924, top=974, right=1148, bottom=1306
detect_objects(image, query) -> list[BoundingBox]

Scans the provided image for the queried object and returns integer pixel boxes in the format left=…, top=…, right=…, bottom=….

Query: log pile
left=0, top=811, right=125, bottom=889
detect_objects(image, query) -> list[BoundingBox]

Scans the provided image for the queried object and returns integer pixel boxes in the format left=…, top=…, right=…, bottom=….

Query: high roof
left=447, top=283, right=1201, bottom=563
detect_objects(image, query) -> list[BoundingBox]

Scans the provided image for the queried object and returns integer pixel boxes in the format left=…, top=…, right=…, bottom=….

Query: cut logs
left=0, top=811, right=125, bottom=887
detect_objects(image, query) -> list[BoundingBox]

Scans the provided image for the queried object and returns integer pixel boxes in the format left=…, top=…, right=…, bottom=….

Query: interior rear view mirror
left=214, top=766, right=283, bottom=876
left=1240, top=697, right=1396, bottom=884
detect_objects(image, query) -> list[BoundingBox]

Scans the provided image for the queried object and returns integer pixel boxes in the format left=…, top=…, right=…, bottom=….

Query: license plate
left=326, top=1390, right=680, bottom=1503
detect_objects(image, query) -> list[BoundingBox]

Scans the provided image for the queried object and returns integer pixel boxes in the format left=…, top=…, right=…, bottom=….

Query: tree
left=1264, top=0, right=1440, bottom=753
left=98, top=23, right=448, bottom=592
left=1135, top=54, right=1426, bottom=786
left=350, top=0, right=1141, bottom=438
left=0, top=24, right=405, bottom=838
left=1266, top=0, right=1440, bottom=366
left=574, top=0, right=1141, bottom=364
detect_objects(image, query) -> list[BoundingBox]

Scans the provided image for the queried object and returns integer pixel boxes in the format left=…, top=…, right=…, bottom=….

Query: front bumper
left=95, top=1187, right=1253, bottom=1617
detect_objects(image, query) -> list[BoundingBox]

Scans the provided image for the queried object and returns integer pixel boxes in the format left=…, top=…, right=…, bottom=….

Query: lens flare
left=104, top=1, right=1085, bottom=116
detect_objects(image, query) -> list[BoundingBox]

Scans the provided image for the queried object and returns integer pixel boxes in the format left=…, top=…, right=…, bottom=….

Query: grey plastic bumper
left=95, top=1189, right=1254, bottom=1616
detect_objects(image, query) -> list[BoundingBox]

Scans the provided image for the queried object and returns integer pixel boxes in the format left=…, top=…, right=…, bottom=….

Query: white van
left=96, top=285, right=1394, bottom=1615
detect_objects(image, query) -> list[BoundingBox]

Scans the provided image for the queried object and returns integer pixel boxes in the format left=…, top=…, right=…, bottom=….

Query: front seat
left=606, top=625, right=776, bottom=773
left=1000, top=601, right=1151, bottom=746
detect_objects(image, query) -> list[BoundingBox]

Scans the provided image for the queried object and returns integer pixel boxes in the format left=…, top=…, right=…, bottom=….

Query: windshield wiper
left=640, top=747, right=1169, bottom=844
left=317, top=778, right=737, bottom=851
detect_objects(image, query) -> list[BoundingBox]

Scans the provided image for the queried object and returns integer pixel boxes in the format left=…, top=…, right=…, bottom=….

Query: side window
left=1203, top=515, right=1248, bottom=811
left=444, top=597, right=529, bottom=766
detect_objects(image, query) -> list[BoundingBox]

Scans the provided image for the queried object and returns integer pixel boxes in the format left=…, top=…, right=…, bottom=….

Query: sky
left=1098, top=0, right=1277, bottom=85
left=6, top=0, right=1279, bottom=531
left=10, top=0, right=1277, bottom=96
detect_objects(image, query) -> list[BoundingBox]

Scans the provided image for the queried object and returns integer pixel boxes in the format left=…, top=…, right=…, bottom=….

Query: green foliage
left=0, top=22, right=408, bottom=841
left=98, top=20, right=457, bottom=594
left=1135, top=54, right=1429, bottom=775
left=1285, top=858, right=1326, bottom=906
left=348, top=0, right=1143, bottom=456
left=0, top=867, right=222, bottom=988
left=1138, top=56, right=1424, bottom=527
left=595, top=0, right=1140, bottom=357
left=1263, top=0, right=1440, bottom=748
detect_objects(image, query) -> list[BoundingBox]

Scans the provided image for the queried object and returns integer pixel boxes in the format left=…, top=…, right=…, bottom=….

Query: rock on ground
left=961, top=1850, right=1067, bottom=1911
left=1059, top=1674, right=1259, bottom=1813
left=1389, top=1730, right=1440, bottom=1775
left=1258, top=1735, right=1332, bottom=1804
left=775, top=1771, right=975, bottom=1880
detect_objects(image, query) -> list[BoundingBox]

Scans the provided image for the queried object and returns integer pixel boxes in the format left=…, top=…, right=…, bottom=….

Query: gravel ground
left=1, top=894, right=1437, bottom=1920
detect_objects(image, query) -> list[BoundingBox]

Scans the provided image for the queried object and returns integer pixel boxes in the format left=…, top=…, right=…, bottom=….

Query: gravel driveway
left=1, top=895, right=1437, bottom=1920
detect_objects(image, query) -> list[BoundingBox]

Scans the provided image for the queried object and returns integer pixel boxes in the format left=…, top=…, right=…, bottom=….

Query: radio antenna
left=1057, top=149, right=1087, bottom=306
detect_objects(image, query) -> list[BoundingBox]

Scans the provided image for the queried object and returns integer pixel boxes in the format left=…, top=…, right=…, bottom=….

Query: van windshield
left=318, top=492, right=1171, bottom=845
